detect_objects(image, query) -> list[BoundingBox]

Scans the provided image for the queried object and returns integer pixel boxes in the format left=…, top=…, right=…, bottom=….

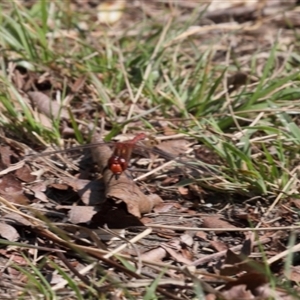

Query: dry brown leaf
left=255, top=284, right=297, bottom=300
left=28, top=91, right=68, bottom=119
left=162, top=243, right=193, bottom=264
left=0, top=135, right=32, bottom=159
left=161, top=239, right=194, bottom=264
left=0, top=146, right=12, bottom=167
left=210, top=240, right=228, bottom=252
left=0, top=249, right=28, bottom=267
left=61, top=121, right=75, bottom=138
left=49, top=273, right=65, bottom=285
left=155, top=228, right=177, bottom=239
left=186, top=209, right=197, bottom=215
left=202, top=216, right=237, bottom=234
left=178, top=186, right=189, bottom=196
left=0, top=170, right=29, bottom=204
left=285, top=265, right=300, bottom=283
left=208, top=0, right=258, bottom=12
left=232, top=209, right=260, bottom=223
left=205, top=294, right=217, bottom=300
left=147, top=193, right=164, bottom=209
left=160, top=176, right=180, bottom=186
left=50, top=182, right=69, bottom=190
left=291, top=199, right=300, bottom=209
left=97, top=0, right=126, bottom=24
left=68, top=206, right=100, bottom=224
left=223, top=272, right=268, bottom=295
left=91, top=132, right=157, bottom=218
left=30, top=182, right=48, bottom=202
left=164, top=128, right=178, bottom=136
left=61, top=177, right=105, bottom=205
left=140, top=247, right=167, bottom=262
left=32, top=111, right=53, bottom=129
left=0, top=160, right=25, bottom=177
left=240, top=238, right=253, bottom=257
left=0, top=174, right=22, bottom=193
left=224, top=249, right=246, bottom=265
left=15, top=164, right=36, bottom=182
left=0, top=248, right=28, bottom=281
left=57, top=224, right=109, bottom=247
left=71, top=75, right=86, bottom=93
left=222, top=284, right=255, bottom=300
left=0, top=191, right=30, bottom=205
left=7, top=266, right=22, bottom=280
left=219, top=250, right=265, bottom=276
left=34, top=191, right=48, bottom=203
left=0, top=222, right=20, bottom=241
left=218, top=249, right=246, bottom=277
left=101, top=172, right=148, bottom=218
left=180, top=234, right=194, bottom=247
left=139, top=217, right=153, bottom=224
left=13, top=69, right=27, bottom=90
left=3, top=213, right=32, bottom=227
left=154, top=139, right=190, bottom=157
left=153, top=201, right=173, bottom=213
left=274, top=10, right=300, bottom=27
left=195, top=231, right=208, bottom=241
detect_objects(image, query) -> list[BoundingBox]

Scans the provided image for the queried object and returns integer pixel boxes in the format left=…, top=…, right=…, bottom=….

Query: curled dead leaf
left=0, top=222, right=20, bottom=242
left=28, top=91, right=68, bottom=120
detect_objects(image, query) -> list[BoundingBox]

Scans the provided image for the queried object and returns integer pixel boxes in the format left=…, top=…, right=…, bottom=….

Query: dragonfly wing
left=130, top=141, right=218, bottom=176
left=28, top=141, right=115, bottom=158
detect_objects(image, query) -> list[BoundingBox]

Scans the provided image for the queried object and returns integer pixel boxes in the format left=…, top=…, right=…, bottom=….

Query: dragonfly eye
left=117, top=157, right=128, bottom=172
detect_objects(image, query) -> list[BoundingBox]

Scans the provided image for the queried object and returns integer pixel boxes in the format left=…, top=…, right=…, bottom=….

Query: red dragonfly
left=30, top=133, right=215, bottom=179
left=106, top=133, right=147, bottom=179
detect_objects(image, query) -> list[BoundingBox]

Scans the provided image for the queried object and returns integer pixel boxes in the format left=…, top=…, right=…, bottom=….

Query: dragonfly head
left=107, top=156, right=128, bottom=178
